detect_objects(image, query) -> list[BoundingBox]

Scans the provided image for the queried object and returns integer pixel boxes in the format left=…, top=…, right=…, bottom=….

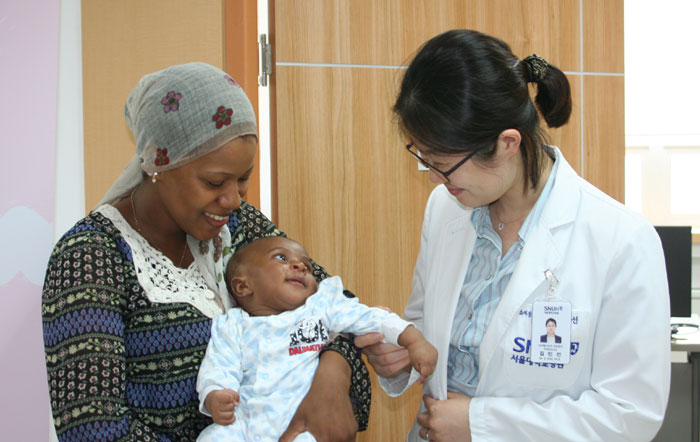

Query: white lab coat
left=380, top=148, right=671, bottom=441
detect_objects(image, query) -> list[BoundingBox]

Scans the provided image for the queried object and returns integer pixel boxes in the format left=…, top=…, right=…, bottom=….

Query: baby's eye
left=207, top=180, right=224, bottom=188
left=273, top=253, right=287, bottom=262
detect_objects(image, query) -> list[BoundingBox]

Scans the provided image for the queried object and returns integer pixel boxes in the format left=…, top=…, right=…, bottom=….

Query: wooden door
left=82, top=1, right=229, bottom=210
left=269, top=1, right=624, bottom=440
left=82, top=0, right=264, bottom=211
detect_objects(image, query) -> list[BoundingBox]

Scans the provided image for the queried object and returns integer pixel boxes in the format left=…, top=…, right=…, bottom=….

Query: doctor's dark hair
left=546, top=318, right=557, bottom=326
left=393, top=29, right=572, bottom=190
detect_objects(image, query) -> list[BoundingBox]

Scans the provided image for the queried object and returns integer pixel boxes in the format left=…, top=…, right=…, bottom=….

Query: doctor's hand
left=354, top=332, right=411, bottom=377
left=417, top=392, right=472, bottom=442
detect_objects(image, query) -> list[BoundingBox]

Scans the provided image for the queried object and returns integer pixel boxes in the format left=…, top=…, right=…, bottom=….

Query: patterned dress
left=42, top=202, right=370, bottom=442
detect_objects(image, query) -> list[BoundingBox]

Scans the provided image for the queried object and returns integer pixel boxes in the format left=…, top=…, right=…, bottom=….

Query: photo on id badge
left=531, top=301, right=571, bottom=364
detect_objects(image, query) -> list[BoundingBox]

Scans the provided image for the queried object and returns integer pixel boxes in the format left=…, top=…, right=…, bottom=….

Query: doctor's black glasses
left=405, top=142, right=477, bottom=183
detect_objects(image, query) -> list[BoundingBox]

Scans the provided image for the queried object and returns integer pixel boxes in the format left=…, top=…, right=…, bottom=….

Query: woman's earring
left=151, top=172, right=158, bottom=184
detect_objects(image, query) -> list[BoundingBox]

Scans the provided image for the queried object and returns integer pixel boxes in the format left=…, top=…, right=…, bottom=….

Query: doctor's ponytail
left=394, top=29, right=573, bottom=191
left=517, top=54, right=572, bottom=129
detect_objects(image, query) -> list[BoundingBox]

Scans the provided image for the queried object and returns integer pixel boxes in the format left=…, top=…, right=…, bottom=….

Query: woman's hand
left=417, top=392, right=472, bottom=442
left=354, top=332, right=411, bottom=377
left=279, top=350, right=357, bottom=442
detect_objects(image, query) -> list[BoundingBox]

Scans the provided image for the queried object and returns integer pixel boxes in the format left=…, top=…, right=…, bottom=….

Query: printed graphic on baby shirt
left=288, top=318, right=329, bottom=356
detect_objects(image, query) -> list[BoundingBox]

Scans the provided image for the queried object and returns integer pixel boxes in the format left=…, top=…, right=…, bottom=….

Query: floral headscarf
left=99, top=62, right=257, bottom=206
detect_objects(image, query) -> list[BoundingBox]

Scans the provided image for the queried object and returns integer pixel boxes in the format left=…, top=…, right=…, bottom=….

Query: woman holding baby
left=42, top=62, right=369, bottom=442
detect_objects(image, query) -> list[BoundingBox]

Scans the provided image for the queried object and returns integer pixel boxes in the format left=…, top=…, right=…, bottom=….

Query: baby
left=196, top=236, right=437, bottom=441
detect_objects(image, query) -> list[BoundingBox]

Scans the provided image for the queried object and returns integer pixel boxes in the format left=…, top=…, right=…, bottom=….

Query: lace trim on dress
left=96, top=204, right=228, bottom=318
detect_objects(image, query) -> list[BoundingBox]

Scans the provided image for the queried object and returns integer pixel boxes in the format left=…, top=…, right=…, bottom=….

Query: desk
left=671, top=315, right=700, bottom=441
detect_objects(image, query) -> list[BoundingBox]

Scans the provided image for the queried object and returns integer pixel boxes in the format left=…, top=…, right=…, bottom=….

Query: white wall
left=625, top=0, right=700, bottom=314
left=0, top=1, right=61, bottom=440
left=0, top=1, right=83, bottom=440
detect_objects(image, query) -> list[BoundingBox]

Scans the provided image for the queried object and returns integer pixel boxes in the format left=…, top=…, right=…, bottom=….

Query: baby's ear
left=230, top=276, right=253, bottom=297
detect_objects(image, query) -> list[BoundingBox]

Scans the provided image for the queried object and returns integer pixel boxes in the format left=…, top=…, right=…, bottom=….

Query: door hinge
left=258, top=34, right=272, bottom=87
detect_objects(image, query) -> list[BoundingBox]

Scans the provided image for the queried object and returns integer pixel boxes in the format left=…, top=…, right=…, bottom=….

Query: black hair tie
left=523, top=54, right=549, bottom=83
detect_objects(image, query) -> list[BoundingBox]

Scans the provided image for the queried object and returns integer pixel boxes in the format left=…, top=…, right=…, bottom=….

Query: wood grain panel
left=224, top=0, right=260, bottom=208
left=583, top=0, right=624, bottom=73
left=275, top=65, right=435, bottom=440
left=544, top=73, right=582, bottom=174
left=82, top=0, right=224, bottom=210
left=583, top=75, right=625, bottom=202
left=275, top=0, right=579, bottom=70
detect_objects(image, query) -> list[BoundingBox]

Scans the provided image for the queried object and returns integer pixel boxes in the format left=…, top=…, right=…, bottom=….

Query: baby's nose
left=290, top=260, right=307, bottom=272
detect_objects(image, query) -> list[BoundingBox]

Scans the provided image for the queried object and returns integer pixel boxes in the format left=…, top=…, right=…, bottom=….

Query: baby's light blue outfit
left=196, top=276, right=410, bottom=442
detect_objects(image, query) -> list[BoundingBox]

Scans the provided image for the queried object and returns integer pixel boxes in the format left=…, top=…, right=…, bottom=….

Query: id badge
left=531, top=300, right=571, bottom=364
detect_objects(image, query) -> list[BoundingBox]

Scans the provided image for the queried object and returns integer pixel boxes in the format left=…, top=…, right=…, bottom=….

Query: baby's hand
left=205, top=389, right=240, bottom=425
left=397, top=326, right=438, bottom=383
left=407, top=338, right=438, bottom=384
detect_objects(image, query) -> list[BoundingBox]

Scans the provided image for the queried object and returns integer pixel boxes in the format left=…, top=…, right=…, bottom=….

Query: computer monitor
left=654, top=226, right=692, bottom=318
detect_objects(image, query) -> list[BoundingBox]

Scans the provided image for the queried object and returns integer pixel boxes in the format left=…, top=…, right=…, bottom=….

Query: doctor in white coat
left=355, top=29, right=670, bottom=441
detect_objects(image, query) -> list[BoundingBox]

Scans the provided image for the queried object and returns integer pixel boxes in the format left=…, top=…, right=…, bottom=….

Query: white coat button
left=468, top=313, right=473, bottom=320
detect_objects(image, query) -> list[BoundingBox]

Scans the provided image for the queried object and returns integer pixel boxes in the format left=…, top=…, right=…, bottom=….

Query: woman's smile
left=204, top=211, right=229, bottom=227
